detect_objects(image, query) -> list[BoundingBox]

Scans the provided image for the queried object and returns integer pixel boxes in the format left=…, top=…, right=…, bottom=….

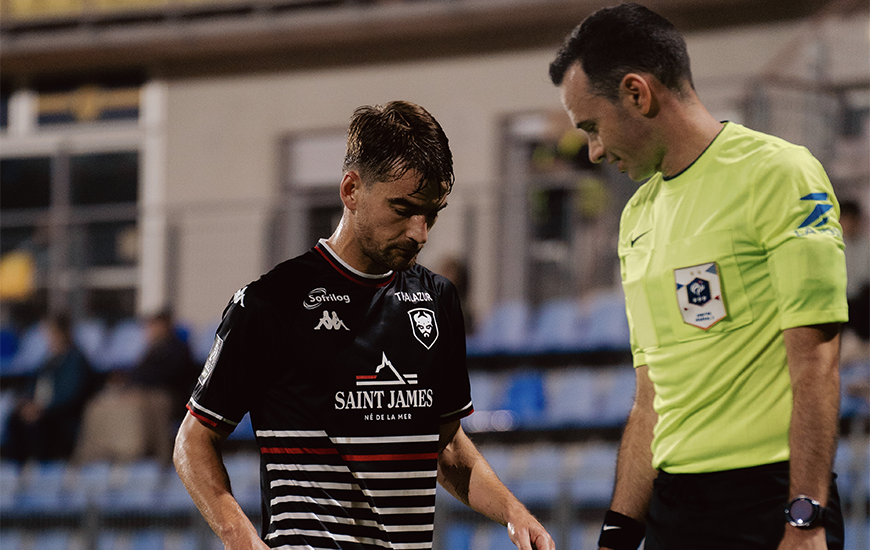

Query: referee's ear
left=340, top=170, right=364, bottom=212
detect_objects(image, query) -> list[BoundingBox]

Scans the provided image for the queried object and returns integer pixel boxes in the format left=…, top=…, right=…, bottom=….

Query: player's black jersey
left=188, top=240, right=473, bottom=550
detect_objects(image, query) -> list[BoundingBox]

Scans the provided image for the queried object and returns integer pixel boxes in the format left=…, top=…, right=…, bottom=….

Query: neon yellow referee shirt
left=618, top=122, right=848, bottom=473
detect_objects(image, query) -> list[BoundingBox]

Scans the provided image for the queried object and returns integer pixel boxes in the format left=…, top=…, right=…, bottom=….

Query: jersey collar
left=315, top=239, right=396, bottom=288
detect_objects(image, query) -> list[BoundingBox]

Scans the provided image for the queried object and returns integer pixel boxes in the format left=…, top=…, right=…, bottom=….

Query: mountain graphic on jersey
left=356, top=352, right=418, bottom=386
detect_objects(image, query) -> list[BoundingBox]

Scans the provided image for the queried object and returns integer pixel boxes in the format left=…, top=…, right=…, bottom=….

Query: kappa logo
left=408, top=308, right=438, bottom=350
left=303, top=287, right=351, bottom=310
left=315, top=310, right=349, bottom=331
left=355, top=352, right=418, bottom=386
left=798, top=193, right=833, bottom=229
left=233, top=286, right=247, bottom=307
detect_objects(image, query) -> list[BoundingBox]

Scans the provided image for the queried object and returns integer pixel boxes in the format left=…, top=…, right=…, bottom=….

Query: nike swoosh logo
left=630, top=230, right=652, bottom=247
left=603, top=525, right=621, bottom=531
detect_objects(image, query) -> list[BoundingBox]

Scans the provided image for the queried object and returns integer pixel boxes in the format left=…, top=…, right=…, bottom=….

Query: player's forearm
left=174, top=415, right=266, bottom=549
left=609, top=365, right=658, bottom=522
left=783, top=325, right=841, bottom=503
left=437, top=427, right=529, bottom=526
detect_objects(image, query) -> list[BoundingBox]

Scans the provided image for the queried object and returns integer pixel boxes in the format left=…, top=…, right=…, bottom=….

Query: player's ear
left=340, top=171, right=363, bottom=211
left=621, top=73, right=658, bottom=117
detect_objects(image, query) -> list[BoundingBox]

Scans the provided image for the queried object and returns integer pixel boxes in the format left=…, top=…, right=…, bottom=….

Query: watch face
left=790, top=499, right=816, bottom=523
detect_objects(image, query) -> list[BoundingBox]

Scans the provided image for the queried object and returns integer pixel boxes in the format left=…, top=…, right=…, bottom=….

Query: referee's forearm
left=783, top=325, right=841, bottom=503
left=610, top=365, right=657, bottom=522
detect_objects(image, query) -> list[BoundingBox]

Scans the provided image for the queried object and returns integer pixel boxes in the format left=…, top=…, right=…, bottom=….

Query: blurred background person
left=1, top=313, right=96, bottom=463
left=75, top=310, right=197, bottom=463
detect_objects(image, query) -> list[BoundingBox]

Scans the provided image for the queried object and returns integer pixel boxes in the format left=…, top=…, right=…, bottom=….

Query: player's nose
left=407, top=214, right=429, bottom=245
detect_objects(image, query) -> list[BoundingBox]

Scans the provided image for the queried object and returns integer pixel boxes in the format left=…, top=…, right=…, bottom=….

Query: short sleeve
left=752, top=148, right=848, bottom=330
left=437, top=280, right=473, bottom=424
left=187, top=285, right=272, bottom=432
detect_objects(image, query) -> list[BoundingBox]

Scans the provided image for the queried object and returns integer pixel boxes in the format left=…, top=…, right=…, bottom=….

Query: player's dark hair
left=549, top=3, right=694, bottom=101
left=343, top=101, right=454, bottom=198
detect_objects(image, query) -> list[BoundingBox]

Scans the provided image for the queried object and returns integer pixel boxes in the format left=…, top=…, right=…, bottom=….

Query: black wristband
left=598, top=510, right=645, bottom=550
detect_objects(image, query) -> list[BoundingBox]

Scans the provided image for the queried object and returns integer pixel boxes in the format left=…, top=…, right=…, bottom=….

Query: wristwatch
left=784, top=495, right=825, bottom=528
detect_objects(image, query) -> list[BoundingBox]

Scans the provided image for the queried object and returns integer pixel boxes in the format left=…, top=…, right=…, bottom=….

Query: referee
left=550, top=4, right=847, bottom=550
left=173, top=101, right=554, bottom=550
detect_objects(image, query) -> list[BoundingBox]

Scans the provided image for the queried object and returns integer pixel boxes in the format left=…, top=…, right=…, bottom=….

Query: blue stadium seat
left=528, top=298, right=590, bottom=354
left=5, top=322, right=50, bottom=376
left=544, top=369, right=598, bottom=428
left=466, top=301, right=532, bottom=356
left=501, top=370, right=547, bottom=427
left=442, top=522, right=475, bottom=550
left=73, top=318, right=109, bottom=371
left=467, top=370, right=502, bottom=413
left=0, top=327, right=19, bottom=364
left=31, top=529, right=80, bottom=550
left=570, top=443, right=618, bottom=508
left=68, top=461, right=114, bottom=512
left=0, top=460, right=21, bottom=515
left=596, top=367, right=636, bottom=426
left=0, top=529, right=23, bottom=550
left=581, top=290, right=630, bottom=350
left=13, top=460, right=71, bottom=517
left=509, top=444, right=565, bottom=507
left=101, top=460, right=164, bottom=516
left=101, top=319, right=148, bottom=372
left=222, top=452, right=261, bottom=514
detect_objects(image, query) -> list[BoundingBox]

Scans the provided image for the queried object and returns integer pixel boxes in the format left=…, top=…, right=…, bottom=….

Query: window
left=271, top=131, right=346, bottom=265
left=499, top=112, right=636, bottom=306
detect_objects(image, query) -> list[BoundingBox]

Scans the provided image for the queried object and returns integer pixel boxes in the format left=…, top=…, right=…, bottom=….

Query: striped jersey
left=188, top=240, right=474, bottom=549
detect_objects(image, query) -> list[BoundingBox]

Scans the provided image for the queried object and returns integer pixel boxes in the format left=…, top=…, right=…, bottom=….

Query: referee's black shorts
left=645, top=461, right=844, bottom=550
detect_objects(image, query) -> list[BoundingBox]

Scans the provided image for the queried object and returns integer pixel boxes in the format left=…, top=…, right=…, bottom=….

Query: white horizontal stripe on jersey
left=256, top=429, right=328, bottom=438
left=265, top=528, right=432, bottom=550
left=271, top=479, right=362, bottom=492
left=329, top=435, right=439, bottom=444
left=352, top=470, right=436, bottom=479
left=270, top=495, right=434, bottom=515
left=189, top=400, right=239, bottom=427
left=272, top=545, right=342, bottom=550
left=270, top=512, right=434, bottom=533
left=271, top=479, right=437, bottom=498
left=266, top=463, right=434, bottom=479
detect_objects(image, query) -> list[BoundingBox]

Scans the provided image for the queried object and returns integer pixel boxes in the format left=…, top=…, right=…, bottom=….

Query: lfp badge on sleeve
left=674, top=262, right=727, bottom=330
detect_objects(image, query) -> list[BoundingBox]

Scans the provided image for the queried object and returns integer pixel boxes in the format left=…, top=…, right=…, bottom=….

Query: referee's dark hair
left=549, top=3, right=695, bottom=101
left=343, top=101, right=455, bottom=199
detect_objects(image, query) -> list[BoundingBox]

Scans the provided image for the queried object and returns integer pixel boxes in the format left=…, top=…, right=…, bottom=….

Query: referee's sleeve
left=753, top=148, right=848, bottom=330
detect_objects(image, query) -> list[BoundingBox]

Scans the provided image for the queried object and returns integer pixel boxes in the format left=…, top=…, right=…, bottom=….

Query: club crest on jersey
left=674, top=262, right=727, bottom=330
left=355, top=352, right=418, bottom=386
left=408, top=308, right=438, bottom=349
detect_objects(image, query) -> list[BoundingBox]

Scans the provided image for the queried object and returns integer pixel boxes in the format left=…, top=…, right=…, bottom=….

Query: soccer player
left=173, top=101, right=555, bottom=550
left=549, top=4, right=847, bottom=550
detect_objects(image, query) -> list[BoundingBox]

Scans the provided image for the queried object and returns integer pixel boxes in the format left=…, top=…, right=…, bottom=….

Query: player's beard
left=357, top=231, right=421, bottom=273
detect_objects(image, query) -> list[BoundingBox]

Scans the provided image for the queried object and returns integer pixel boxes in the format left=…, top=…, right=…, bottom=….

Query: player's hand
left=507, top=517, right=555, bottom=550
left=776, top=526, right=827, bottom=550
